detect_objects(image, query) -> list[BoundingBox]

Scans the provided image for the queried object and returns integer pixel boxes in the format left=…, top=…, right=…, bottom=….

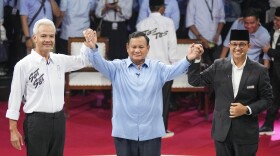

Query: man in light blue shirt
left=20, top=0, right=60, bottom=52
left=82, top=29, right=203, bottom=155
left=55, top=0, right=96, bottom=55
left=137, top=0, right=180, bottom=30
left=220, top=8, right=271, bottom=68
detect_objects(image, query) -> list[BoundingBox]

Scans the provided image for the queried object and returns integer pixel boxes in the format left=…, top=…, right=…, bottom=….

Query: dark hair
left=150, top=5, right=163, bottom=12
left=127, top=31, right=150, bottom=45
left=242, top=8, right=260, bottom=19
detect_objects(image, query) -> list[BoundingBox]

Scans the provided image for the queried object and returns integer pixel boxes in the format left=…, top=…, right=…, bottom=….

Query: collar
left=126, top=57, right=149, bottom=68
left=231, top=57, right=247, bottom=70
left=30, top=49, right=54, bottom=64
left=149, top=12, right=162, bottom=18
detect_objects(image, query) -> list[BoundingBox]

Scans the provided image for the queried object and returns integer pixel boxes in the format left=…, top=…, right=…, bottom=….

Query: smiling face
left=243, top=16, right=260, bottom=34
left=33, top=24, right=55, bottom=57
left=126, top=36, right=150, bottom=65
left=229, top=40, right=250, bottom=60
left=273, top=16, right=280, bottom=30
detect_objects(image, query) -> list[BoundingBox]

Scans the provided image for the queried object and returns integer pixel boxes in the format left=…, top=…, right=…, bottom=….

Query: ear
left=126, top=42, right=129, bottom=53
left=159, top=6, right=165, bottom=15
left=32, top=35, right=36, bottom=42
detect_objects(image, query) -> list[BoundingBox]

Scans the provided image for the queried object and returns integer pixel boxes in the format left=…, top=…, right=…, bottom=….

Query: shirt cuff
left=194, top=59, right=201, bottom=63
left=246, top=106, right=252, bottom=115
left=6, top=109, right=20, bottom=120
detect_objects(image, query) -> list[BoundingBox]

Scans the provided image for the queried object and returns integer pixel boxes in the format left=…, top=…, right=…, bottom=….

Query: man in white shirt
left=136, top=0, right=178, bottom=138
left=6, top=18, right=90, bottom=156
left=186, top=0, right=225, bottom=66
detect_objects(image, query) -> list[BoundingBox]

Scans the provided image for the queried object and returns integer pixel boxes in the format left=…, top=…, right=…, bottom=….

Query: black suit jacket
left=267, top=29, right=280, bottom=80
left=187, top=58, right=273, bottom=144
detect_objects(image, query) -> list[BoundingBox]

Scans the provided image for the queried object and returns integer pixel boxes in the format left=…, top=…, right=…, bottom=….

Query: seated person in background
left=220, top=8, right=271, bottom=68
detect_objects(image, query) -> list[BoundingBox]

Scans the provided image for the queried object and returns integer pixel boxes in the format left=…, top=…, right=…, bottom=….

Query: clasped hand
left=187, top=43, right=204, bottom=61
left=83, top=28, right=97, bottom=49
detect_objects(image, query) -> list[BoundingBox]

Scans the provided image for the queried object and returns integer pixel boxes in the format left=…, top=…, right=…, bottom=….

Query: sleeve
left=167, top=20, right=179, bottom=64
left=0, top=0, right=3, bottom=22
left=249, top=67, right=273, bottom=115
left=137, top=0, right=149, bottom=24
left=261, top=32, right=271, bottom=60
left=59, top=0, right=67, bottom=12
left=187, top=61, right=215, bottom=87
left=6, top=63, right=26, bottom=120
left=161, top=58, right=190, bottom=82
left=19, top=0, right=28, bottom=16
left=63, top=44, right=91, bottom=72
left=217, top=0, right=225, bottom=23
left=81, top=46, right=117, bottom=81
left=185, top=0, right=195, bottom=28
left=267, top=48, right=280, bottom=58
left=90, top=0, right=97, bottom=11
left=118, top=0, right=133, bottom=19
left=95, top=0, right=105, bottom=18
left=168, top=1, right=180, bottom=30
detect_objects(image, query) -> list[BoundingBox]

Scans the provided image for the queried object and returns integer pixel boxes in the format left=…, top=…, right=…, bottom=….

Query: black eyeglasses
left=230, top=42, right=248, bottom=49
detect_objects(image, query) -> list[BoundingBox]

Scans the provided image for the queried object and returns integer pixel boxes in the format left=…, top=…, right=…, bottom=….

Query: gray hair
left=33, top=18, right=56, bottom=35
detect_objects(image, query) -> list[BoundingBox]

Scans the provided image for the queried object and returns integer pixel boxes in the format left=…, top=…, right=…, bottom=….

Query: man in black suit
left=260, top=7, right=280, bottom=135
left=188, top=29, right=273, bottom=156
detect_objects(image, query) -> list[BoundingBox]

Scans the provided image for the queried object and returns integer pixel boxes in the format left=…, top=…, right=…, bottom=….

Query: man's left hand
left=229, top=103, right=247, bottom=118
left=83, top=28, right=97, bottom=49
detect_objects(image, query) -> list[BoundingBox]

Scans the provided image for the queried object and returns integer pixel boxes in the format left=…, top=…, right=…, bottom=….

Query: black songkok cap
left=275, top=7, right=280, bottom=17
left=230, top=29, right=249, bottom=42
left=149, top=0, right=164, bottom=6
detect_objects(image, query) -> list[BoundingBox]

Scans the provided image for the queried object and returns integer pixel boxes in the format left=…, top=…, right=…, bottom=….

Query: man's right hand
left=83, top=29, right=97, bottom=49
left=186, top=43, right=204, bottom=61
left=9, top=120, right=24, bottom=150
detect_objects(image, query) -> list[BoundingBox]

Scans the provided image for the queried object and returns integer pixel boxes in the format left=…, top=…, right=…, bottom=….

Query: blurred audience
left=55, top=0, right=96, bottom=55
left=137, top=0, right=180, bottom=31
left=220, top=8, right=271, bottom=68
left=186, top=0, right=225, bottom=66
left=95, top=0, right=133, bottom=60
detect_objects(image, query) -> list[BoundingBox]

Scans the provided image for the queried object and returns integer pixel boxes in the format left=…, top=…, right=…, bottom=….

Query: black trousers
left=101, top=21, right=128, bottom=60
left=114, top=137, right=161, bottom=156
left=214, top=127, right=258, bottom=156
left=162, top=80, right=173, bottom=131
left=263, top=71, right=280, bottom=129
left=23, top=110, right=66, bottom=156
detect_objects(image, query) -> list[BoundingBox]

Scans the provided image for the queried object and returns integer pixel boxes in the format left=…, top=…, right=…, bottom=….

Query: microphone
left=46, top=60, right=50, bottom=65
left=136, top=73, right=140, bottom=77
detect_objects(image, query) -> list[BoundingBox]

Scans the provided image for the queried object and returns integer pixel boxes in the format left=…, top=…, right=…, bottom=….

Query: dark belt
left=25, top=110, right=64, bottom=119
